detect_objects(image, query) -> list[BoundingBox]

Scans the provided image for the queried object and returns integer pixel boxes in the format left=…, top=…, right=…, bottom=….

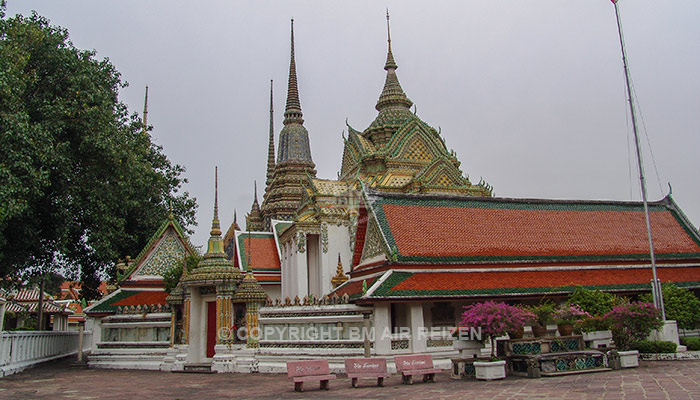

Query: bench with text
left=286, top=360, right=337, bottom=392
left=344, top=358, right=392, bottom=388
left=394, top=354, right=442, bottom=385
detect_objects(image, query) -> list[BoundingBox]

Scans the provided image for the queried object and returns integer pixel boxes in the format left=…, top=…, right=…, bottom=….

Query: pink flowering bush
left=460, top=301, right=532, bottom=359
left=555, top=305, right=591, bottom=325
left=604, top=301, right=662, bottom=351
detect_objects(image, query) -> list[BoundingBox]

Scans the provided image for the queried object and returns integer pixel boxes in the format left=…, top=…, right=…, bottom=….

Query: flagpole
left=612, top=0, right=665, bottom=319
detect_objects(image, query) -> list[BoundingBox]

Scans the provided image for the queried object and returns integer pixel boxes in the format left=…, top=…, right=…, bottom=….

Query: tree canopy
left=0, top=8, right=197, bottom=298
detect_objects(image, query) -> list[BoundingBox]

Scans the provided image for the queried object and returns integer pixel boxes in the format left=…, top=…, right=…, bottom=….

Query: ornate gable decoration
left=131, top=227, right=189, bottom=279
left=360, top=216, right=388, bottom=263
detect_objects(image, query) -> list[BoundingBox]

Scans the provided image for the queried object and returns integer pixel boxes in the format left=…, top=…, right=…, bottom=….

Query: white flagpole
left=612, top=0, right=665, bottom=319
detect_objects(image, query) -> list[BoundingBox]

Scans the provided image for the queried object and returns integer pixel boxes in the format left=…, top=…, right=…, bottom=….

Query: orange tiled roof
left=363, top=266, right=700, bottom=299
left=86, top=289, right=169, bottom=314
left=364, top=192, right=700, bottom=264
left=236, top=232, right=281, bottom=273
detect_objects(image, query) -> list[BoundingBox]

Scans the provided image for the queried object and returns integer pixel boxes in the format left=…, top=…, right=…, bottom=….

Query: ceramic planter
left=474, top=360, right=506, bottom=380
left=532, top=325, right=547, bottom=337
left=619, top=350, right=639, bottom=368
left=557, top=323, right=574, bottom=336
left=508, top=327, right=524, bottom=339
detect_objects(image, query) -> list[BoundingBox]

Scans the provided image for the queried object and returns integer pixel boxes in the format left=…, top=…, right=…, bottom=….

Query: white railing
left=0, top=330, right=91, bottom=377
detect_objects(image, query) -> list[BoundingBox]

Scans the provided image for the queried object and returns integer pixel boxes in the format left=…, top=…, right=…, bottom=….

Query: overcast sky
left=7, top=0, right=699, bottom=251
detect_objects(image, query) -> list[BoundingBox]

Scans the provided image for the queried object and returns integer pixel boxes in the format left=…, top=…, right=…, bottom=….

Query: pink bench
left=344, top=358, right=392, bottom=388
left=287, top=360, right=337, bottom=392
left=394, top=354, right=441, bottom=384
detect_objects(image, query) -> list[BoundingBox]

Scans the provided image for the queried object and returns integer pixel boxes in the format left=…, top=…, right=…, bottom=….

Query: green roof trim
left=87, top=290, right=139, bottom=313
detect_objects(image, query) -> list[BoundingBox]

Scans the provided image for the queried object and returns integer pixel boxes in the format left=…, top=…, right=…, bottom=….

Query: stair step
left=175, top=363, right=215, bottom=374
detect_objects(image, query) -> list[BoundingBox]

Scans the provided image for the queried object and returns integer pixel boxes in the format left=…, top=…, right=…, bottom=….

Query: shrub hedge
left=630, top=340, right=677, bottom=354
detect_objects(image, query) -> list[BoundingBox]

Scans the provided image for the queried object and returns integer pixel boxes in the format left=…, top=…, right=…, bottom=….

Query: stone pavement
left=1, top=359, right=700, bottom=399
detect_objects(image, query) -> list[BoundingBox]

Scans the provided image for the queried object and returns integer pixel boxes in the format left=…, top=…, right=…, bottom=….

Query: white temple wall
left=320, top=224, right=352, bottom=296
left=186, top=288, right=203, bottom=363
left=281, top=242, right=290, bottom=299
left=263, top=285, right=281, bottom=301
left=307, top=234, right=321, bottom=297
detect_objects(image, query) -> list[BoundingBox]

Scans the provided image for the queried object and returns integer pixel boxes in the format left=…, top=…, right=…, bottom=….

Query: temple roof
left=355, top=191, right=700, bottom=268
left=85, top=289, right=169, bottom=314
left=118, top=216, right=196, bottom=283
left=235, top=231, right=281, bottom=284
left=335, top=266, right=700, bottom=301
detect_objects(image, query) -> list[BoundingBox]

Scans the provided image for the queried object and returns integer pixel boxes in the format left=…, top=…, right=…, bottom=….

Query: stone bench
left=344, top=358, right=391, bottom=388
left=287, top=360, right=337, bottom=392
left=395, top=354, right=441, bottom=385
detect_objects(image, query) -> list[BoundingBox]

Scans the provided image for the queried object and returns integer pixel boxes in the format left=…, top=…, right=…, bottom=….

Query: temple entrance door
left=206, top=301, right=217, bottom=358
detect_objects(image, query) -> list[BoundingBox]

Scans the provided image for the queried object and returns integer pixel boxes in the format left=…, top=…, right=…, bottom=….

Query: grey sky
left=7, top=0, right=699, bottom=251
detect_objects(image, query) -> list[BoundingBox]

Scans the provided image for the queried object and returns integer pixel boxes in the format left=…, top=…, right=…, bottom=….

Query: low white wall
left=0, top=330, right=90, bottom=377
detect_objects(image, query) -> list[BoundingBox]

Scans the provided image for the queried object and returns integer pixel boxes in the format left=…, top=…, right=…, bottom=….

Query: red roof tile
left=372, top=194, right=700, bottom=262
left=356, top=266, right=700, bottom=300
left=237, top=233, right=281, bottom=272
left=112, top=291, right=169, bottom=307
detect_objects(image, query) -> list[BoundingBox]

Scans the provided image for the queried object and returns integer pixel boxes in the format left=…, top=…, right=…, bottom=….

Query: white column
left=374, top=303, right=391, bottom=355
left=90, top=318, right=101, bottom=351
left=0, top=298, right=6, bottom=331
left=410, top=302, right=427, bottom=353
left=296, top=236, right=309, bottom=297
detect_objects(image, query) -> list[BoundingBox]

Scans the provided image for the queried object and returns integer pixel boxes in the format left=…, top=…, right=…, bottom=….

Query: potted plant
left=459, top=301, right=530, bottom=380
left=554, top=305, right=590, bottom=336
left=528, top=302, right=555, bottom=337
left=604, top=301, right=662, bottom=368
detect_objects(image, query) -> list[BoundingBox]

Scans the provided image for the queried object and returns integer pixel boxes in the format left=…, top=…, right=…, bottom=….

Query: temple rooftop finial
left=210, top=166, right=221, bottom=237
left=385, top=9, right=397, bottom=70
left=283, top=18, right=303, bottom=125
left=254, top=180, right=259, bottom=205
left=266, top=80, right=276, bottom=188
left=375, top=11, right=412, bottom=113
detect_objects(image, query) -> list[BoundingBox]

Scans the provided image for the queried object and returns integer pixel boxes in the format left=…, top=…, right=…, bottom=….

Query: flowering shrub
left=555, top=305, right=590, bottom=325
left=460, top=301, right=532, bottom=358
left=527, top=302, right=556, bottom=326
left=604, top=301, right=662, bottom=351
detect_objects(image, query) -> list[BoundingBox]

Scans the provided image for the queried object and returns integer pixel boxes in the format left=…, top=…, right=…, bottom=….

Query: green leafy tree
left=163, top=253, right=201, bottom=294
left=0, top=9, right=197, bottom=298
left=640, top=283, right=700, bottom=330
left=568, top=286, right=617, bottom=316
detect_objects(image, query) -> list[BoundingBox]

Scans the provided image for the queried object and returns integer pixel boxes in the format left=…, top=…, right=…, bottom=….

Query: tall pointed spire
left=375, top=11, right=412, bottom=113
left=182, top=166, right=241, bottom=285
left=142, top=85, right=149, bottom=134
left=253, top=180, right=259, bottom=206
left=384, top=9, right=397, bottom=70
left=266, top=80, right=276, bottom=188
left=263, top=18, right=316, bottom=225
left=246, top=180, right=264, bottom=231
left=284, top=19, right=303, bottom=125
left=207, top=166, right=224, bottom=254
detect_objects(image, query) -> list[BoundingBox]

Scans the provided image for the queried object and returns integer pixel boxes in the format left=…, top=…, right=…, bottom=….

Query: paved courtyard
left=1, top=359, right=700, bottom=399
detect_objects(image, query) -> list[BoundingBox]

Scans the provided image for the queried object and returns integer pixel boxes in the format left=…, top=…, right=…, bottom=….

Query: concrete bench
left=344, top=358, right=392, bottom=388
left=286, top=360, right=337, bottom=392
left=394, top=354, right=441, bottom=384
